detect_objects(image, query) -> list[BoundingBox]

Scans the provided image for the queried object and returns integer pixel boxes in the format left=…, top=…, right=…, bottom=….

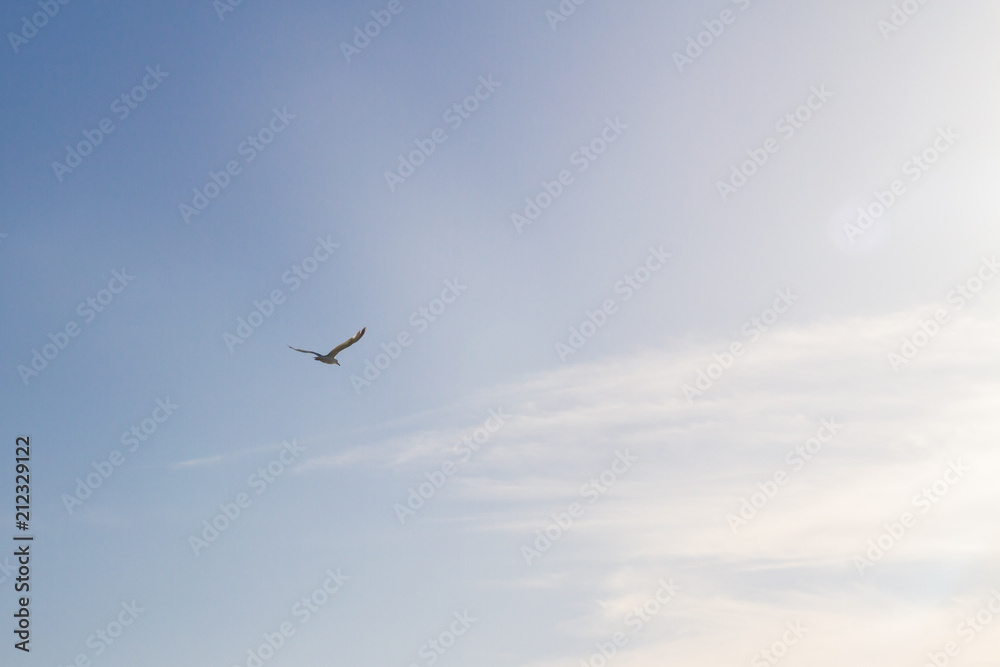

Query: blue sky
left=2, top=0, right=1000, bottom=665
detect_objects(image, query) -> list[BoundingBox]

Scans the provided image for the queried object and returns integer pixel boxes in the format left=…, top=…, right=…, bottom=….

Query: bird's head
left=333, top=359, right=341, bottom=366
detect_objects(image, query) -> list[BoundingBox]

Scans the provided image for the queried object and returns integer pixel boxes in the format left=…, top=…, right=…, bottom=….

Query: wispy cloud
left=299, top=304, right=1000, bottom=666
left=171, top=454, right=224, bottom=469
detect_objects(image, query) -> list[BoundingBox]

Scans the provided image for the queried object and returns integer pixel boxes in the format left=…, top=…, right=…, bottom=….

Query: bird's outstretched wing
left=326, top=327, right=366, bottom=357
left=288, top=345, right=322, bottom=356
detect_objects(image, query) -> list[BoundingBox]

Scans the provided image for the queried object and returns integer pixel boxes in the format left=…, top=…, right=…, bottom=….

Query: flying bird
left=288, top=327, right=366, bottom=365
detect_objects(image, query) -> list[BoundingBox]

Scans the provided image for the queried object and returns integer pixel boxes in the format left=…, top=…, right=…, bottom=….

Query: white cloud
left=171, top=454, right=224, bottom=469
left=301, top=303, right=1000, bottom=666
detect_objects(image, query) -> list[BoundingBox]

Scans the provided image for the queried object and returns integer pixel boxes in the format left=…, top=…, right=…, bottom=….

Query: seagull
left=288, top=327, right=366, bottom=365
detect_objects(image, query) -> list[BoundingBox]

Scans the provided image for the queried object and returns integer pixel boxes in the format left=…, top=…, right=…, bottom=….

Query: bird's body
left=289, top=327, right=365, bottom=365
